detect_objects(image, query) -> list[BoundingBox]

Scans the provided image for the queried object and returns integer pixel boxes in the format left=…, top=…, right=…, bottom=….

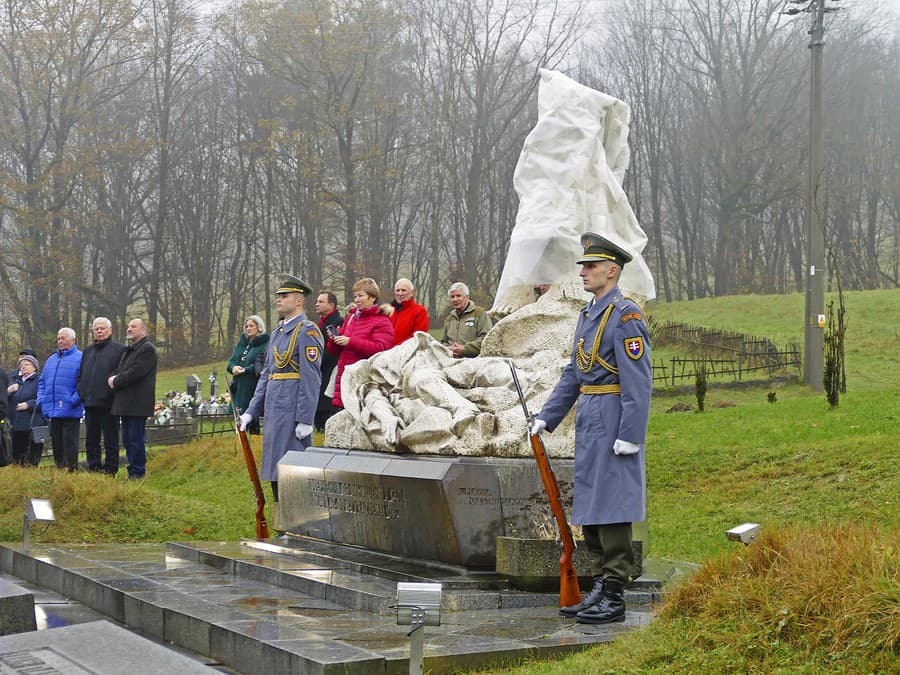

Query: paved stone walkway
left=0, top=538, right=681, bottom=674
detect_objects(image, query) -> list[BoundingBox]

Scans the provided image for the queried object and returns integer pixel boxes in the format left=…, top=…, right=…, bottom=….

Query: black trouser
left=84, top=406, right=120, bottom=473
left=315, top=397, right=337, bottom=431
left=50, top=418, right=81, bottom=471
left=582, top=522, right=634, bottom=585
left=11, top=430, right=43, bottom=466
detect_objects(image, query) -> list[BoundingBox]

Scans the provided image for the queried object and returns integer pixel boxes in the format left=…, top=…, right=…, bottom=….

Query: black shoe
left=576, top=583, right=626, bottom=624
left=560, top=577, right=605, bottom=618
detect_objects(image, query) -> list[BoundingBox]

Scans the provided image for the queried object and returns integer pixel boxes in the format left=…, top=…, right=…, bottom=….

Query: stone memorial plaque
left=0, top=620, right=217, bottom=674
left=0, top=647, right=93, bottom=674
left=278, top=449, right=574, bottom=567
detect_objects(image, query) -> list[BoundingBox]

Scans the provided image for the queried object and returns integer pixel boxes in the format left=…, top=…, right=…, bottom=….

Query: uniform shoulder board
left=304, top=320, right=323, bottom=338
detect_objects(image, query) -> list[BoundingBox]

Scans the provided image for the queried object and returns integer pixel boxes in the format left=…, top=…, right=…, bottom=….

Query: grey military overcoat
left=538, top=286, right=652, bottom=525
left=245, top=313, right=323, bottom=481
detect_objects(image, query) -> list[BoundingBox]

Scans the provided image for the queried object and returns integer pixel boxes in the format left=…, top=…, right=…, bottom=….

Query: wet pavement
left=0, top=538, right=684, bottom=674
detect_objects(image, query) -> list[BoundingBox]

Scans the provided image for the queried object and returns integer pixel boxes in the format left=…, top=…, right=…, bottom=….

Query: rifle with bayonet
left=508, top=361, right=581, bottom=608
left=229, top=382, right=269, bottom=539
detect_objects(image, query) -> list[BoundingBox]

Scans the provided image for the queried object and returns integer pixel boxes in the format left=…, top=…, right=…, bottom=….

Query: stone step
left=0, top=541, right=666, bottom=674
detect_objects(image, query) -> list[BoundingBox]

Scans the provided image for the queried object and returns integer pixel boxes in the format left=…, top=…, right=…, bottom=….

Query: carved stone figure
left=325, top=70, right=655, bottom=458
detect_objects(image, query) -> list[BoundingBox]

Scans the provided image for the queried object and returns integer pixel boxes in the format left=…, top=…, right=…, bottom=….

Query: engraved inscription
left=307, top=479, right=406, bottom=519
left=455, top=486, right=500, bottom=506
left=0, top=648, right=93, bottom=675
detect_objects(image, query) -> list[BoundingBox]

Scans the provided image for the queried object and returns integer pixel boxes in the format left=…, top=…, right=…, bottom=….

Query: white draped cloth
left=491, top=69, right=656, bottom=315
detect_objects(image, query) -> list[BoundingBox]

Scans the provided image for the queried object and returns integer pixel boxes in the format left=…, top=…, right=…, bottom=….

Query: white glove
left=238, top=413, right=253, bottom=432
left=529, top=418, right=547, bottom=436
left=613, top=439, right=640, bottom=456
left=295, top=422, right=313, bottom=440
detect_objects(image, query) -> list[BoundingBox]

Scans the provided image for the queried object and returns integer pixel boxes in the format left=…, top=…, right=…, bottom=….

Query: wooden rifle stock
left=528, top=432, right=581, bottom=607
left=230, top=389, right=269, bottom=539
left=508, top=362, right=581, bottom=608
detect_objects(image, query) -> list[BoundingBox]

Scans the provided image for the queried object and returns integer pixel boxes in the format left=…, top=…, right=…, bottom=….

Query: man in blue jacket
left=37, top=327, right=84, bottom=471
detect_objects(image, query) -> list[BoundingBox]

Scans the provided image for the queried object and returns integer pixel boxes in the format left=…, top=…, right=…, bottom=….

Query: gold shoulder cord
left=272, top=324, right=301, bottom=371
left=575, top=304, right=619, bottom=374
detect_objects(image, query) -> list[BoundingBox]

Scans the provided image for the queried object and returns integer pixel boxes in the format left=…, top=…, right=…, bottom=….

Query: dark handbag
left=29, top=408, right=49, bottom=445
left=0, top=420, right=11, bottom=467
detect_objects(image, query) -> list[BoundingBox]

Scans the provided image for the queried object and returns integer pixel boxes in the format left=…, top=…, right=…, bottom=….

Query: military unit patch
left=625, top=337, right=644, bottom=360
left=305, top=346, right=319, bottom=362
left=305, top=329, right=320, bottom=338
left=621, top=312, right=643, bottom=323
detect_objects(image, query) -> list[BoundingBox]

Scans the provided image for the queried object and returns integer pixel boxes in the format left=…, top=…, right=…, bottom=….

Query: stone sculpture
left=324, top=70, right=654, bottom=458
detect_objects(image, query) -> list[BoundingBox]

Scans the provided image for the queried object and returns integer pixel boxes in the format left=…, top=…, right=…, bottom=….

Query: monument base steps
left=0, top=537, right=682, bottom=674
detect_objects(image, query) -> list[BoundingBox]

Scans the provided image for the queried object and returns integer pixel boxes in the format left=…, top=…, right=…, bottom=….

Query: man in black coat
left=108, top=318, right=158, bottom=480
left=78, top=317, right=126, bottom=474
left=314, top=290, right=343, bottom=431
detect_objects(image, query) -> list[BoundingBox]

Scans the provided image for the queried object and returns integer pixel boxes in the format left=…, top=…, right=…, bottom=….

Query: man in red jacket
left=388, top=278, right=430, bottom=347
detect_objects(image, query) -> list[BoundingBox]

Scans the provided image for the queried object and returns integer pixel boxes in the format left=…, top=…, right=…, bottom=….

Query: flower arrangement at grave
left=153, top=402, right=173, bottom=426
left=149, top=391, right=198, bottom=425
left=169, top=391, right=198, bottom=409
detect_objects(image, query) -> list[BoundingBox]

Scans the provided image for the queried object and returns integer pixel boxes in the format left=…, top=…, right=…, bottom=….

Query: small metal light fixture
left=23, top=499, right=55, bottom=553
left=391, top=582, right=442, bottom=675
left=726, top=522, right=761, bottom=545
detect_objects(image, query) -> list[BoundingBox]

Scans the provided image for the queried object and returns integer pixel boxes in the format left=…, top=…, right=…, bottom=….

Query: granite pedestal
left=0, top=580, right=36, bottom=636
left=278, top=447, right=647, bottom=569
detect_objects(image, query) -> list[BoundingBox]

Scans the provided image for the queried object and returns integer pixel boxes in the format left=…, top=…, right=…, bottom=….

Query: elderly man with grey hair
left=37, top=327, right=84, bottom=471
left=388, top=277, right=430, bottom=347
left=77, top=317, right=126, bottom=474
left=441, top=282, right=492, bottom=358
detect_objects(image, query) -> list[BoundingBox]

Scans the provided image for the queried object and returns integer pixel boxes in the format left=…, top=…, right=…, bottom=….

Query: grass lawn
left=1, top=288, right=897, bottom=672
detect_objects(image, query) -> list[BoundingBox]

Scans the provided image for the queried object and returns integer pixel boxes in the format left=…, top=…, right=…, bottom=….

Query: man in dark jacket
left=78, top=317, right=126, bottom=474
left=108, top=318, right=158, bottom=480
left=37, top=328, right=83, bottom=471
left=314, top=290, right=342, bottom=431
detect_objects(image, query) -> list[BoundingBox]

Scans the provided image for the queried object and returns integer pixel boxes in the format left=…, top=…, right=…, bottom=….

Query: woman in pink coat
left=326, top=277, right=394, bottom=408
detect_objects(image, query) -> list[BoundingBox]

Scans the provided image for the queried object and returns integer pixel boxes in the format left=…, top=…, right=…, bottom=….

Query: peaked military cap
left=275, top=274, right=313, bottom=296
left=576, top=232, right=633, bottom=266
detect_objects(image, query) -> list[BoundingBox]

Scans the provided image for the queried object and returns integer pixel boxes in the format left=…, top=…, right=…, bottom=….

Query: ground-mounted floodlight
left=726, top=522, right=761, bottom=545
left=23, top=499, right=55, bottom=553
left=391, top=582, right=442, bottom=675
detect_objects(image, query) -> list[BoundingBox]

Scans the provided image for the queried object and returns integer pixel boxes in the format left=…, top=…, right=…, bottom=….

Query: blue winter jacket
left=37, top=345, right=84, bottom=419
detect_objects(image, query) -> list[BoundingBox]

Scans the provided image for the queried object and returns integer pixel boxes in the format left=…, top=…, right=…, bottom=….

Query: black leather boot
left=559, top=576, right=605, bottom=618
left=575, top=580, right=626, bottom=624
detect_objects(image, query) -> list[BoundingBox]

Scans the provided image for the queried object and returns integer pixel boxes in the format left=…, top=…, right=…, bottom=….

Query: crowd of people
left=2, top=278, right=490, bottom=480
left=230, top=276, right=494, bottom=436
left=3, top=318, right=158, bottom=478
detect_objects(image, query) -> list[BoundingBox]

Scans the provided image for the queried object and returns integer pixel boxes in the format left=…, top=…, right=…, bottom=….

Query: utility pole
left=805, top=0, right=826, bottom=392
left=786, top=0, right=838, bottom=391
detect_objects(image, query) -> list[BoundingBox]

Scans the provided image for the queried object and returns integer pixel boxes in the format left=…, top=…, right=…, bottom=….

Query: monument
left=278, top=69, right=655, bottom=569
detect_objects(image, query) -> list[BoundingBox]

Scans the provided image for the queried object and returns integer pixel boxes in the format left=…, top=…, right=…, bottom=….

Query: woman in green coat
left=226, top=315, right=270, bottom=434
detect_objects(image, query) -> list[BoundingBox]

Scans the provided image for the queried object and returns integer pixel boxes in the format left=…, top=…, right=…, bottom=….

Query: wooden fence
left=649, top=319, right=801, bottom=385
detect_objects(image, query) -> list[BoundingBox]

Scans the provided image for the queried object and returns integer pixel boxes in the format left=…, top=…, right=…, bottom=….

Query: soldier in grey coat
left=532, top=233, right=652, bottom=625
left=240, top=275, right=322, bottom=516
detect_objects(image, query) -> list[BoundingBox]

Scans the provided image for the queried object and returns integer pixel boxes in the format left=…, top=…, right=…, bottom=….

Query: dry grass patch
left=663, top=522, right=898, bottom=668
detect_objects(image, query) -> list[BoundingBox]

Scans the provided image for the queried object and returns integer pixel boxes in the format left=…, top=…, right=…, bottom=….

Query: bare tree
left=0, top=0, right=142, bottom=350
left=406, top=0, right=586, bottom=292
